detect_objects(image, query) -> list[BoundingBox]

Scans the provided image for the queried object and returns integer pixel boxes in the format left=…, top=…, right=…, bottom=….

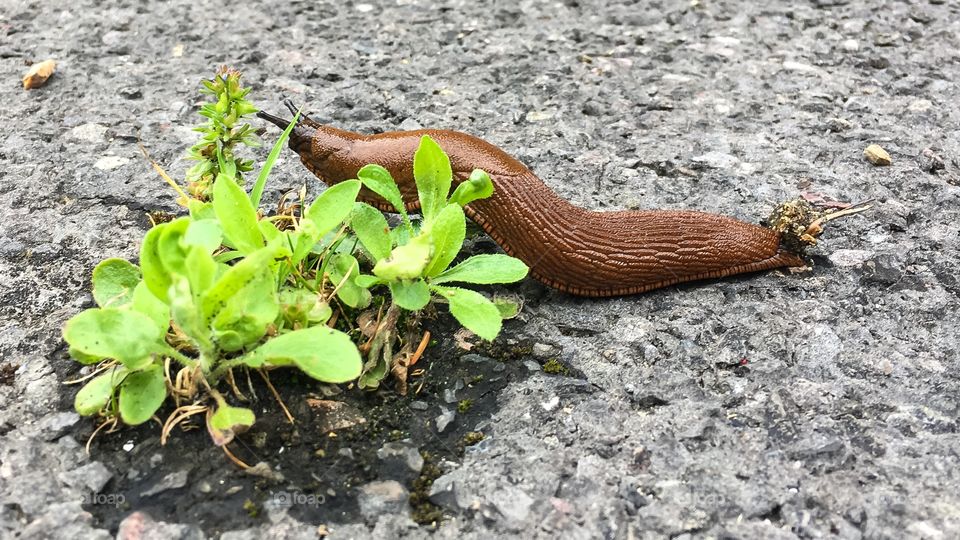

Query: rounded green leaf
left=63, top=308, right=164, bottom=368
left=118, top=364, right=167, bottom=425
left=92, top=259, right=141, bottom=308
left=140, top=223, right=172, bottom=302
left=305, top=180, right=362, bottom=239
left=357, top=164, right=409, bottom=221
left=350, top=202, right=393, bottom=262
left=389, top=280, right=431, bottom=311
left=431, top=254, right=529, bottom=285
left=209, top=403, right=255, bottom=432
left=373, top=234, right=432, bottom=281
left=251, top=326, right=362, bottom=383
left=432, top=286, right=502, bottom=341
left=414, top=135, right=453, bottom=223
left=131, top=281, right=170, bottom=333
left=423, top=203, right=466, bottom=277
left=183, top=219, right=223, bottom=252
left=213, top=173, right=263, bottom=254
left=74, top=366, right=128, bottom=416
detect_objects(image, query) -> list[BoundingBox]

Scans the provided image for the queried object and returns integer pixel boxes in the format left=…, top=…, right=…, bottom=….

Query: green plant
left=63, top=67, right=528, bottom=449
left=346, top=136, right=528, bottom=387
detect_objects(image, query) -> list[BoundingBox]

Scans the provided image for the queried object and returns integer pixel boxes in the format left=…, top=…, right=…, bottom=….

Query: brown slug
left=257, top=108, right=806, bottom=297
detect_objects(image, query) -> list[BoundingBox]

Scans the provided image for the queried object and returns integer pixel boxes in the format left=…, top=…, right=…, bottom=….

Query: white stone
left=93, top=156, right=129, bottom=171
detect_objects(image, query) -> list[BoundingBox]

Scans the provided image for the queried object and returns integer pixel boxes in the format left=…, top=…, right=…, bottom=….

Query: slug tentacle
left=260, top=110, right=810, bottom=297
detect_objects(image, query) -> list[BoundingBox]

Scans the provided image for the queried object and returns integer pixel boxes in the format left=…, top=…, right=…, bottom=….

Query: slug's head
left=256, top=107, right=315, bottom=158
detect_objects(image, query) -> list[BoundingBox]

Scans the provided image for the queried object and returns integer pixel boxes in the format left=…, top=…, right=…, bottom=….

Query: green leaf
left=423, top=203, right=465, bottom=277
left=350, top=202, right=393, bottom=262
left=373, top=234, right=432, bottom=281
left=92, top=259, right=141, bottom=308
left=183, top=219, right=223, bottom=252
left=184, top=246, right=217, bottom=303
left=250, top=326, right=362, bottom=382
left=131, top=282, right=170, bottom=333
left=354, top=274, right=384, bottom=288
left=494, top=295, right=523, bottom=319
left=327, top=253, right=371, bottom=309
left=259, top=220, right=281, bottom=243
left=251, top=110, right=300, bottom=208
left=140, top=224, right=172, bottom=302
left=188, top=199, right=217, bottom=221
left=74, top=365, right=128, bottom=416
left=201, top=244, right=282, bottom=323
left=413, top=135, right=453, bottom=223
left=209, top=403, right=255, bottom=431
left=431, top=254, right=529, bottom=285
left=118, top=364, right=167, bottom=425
left=304, top=180, right=362, bottom=239
left=157, top=217, right=190, bottom=278
left=432, top=286, right=502, bottom=341
left=168, top=277, right=209, bottom=348
left=357, top=164, right=409, bottom=225
left=207, top=252, right=279, bottom=352
left=449, top=169, right=495, bottom=207
left=389, top=280, right=431, bottom=311
left=63, top=308, right=165, bottom=368
left=213, top=173, right=263, bottom=254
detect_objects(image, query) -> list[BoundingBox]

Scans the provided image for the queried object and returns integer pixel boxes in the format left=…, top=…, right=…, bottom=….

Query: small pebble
left=864, top=144, right=892, bottom=166
left=842, top=39, right=859, bottom=52
left=22, top=59, right=56, bottom=89
left=917, top=147, right=944, bottom=173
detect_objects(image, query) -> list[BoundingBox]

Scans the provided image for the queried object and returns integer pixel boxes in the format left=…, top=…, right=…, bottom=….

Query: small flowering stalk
left=184, top=67, right=260, bottom=199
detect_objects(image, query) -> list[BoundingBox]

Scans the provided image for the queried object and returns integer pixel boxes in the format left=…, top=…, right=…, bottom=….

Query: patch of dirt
left=72, top=318, right=537, bottom=536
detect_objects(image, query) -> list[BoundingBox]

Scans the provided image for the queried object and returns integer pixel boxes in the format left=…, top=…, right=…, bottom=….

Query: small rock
left=306, top=399, right=366, bottom=431
left=825, top=117, right=853, bottom=132
left=337, top=448, right=354, bottom=459
left=691, top=151, right=739, bottom=170
left=141, top=470, right=189, bottom=497
left=398, top=118, right=422, bottom=131
left=94, top=156, right=130, bottom=171
left=357, top=481, right=409, bottom=520
left=841, top=39, right=859, bottom=52
left=917, top=147, right=945, bottom=173
left=525, top=110, right=555, bottom=122
left=491, top=486, right=534, bottom=525
left=67, top=123, right=108, bottom=143
left=443, top=388, right=458, bottom=404
left=523, top=360, right=541, bottom=371
left=122, top=441, right=135, bottom=452
left=436, top=408, right=455, bottom=433
left=864, top=144, right=892, bottom=166
left=116, top=511, right=205, bottom=540
left=377, top=440, right=423, bottom=483
left=541, top=396, right=560, bottom=412
left=38, top=411, right=79, bottom=440
left=908, top=99, right=933, bottom=112
left=828, top=249, right=875, bottom=267
left=355, top=3, right=375, bottom=12
left=58, top=461, right=113, bottom=494
left=22, top=59, right=56, bottom=90
left=408, top=400, right=428, bottom=411
left=428, top=471, right=469, bottom=511
left=118, top=87, right=142, bottom=99
left=532, top=343, right=559, bottom=359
